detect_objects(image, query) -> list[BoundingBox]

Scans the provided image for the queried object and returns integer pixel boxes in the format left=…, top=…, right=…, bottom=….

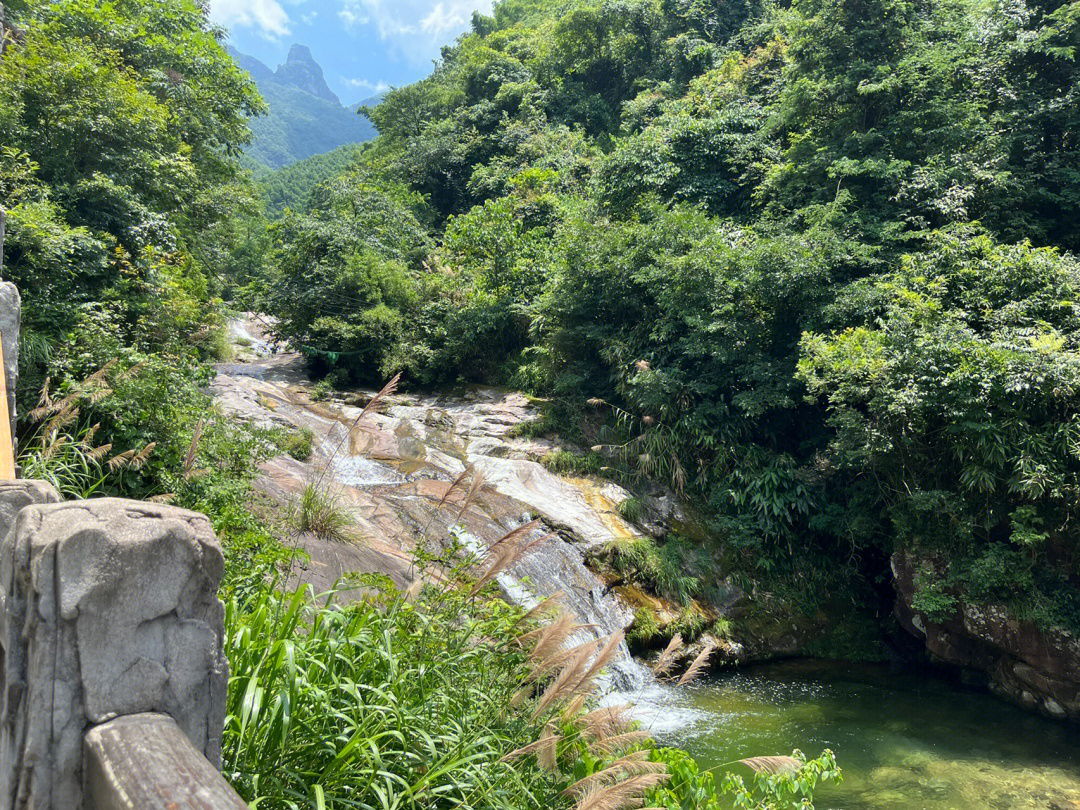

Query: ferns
left=607, top=536, right=701, bottom=606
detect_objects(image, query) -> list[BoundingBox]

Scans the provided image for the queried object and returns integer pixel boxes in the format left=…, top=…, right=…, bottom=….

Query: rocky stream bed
left=210, top=317, right=1080, bottom=809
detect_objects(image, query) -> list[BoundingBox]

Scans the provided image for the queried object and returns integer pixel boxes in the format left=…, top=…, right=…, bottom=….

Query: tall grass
left=222, top=567, right=840, bottom=810
left=20, top=413, right=156, bottom=499
left=288, top=482, right=356, bottom=541
left=607, top=536, right=701, bottom=606
left=221, top=572, right=629, bottom=809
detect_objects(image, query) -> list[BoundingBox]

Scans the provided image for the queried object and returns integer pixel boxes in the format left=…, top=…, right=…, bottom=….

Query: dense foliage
left=257, top=143, right=365, bottom=219
left=2, top=3, right=842, bottom=808
left=255, top=0, right=1080, bottom=634
left=0, top=0, right=267, bottom=505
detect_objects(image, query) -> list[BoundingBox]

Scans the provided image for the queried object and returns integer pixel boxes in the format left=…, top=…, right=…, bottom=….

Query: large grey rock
left=0, top=480, right=59, bottom=540
left=0, top=499, right=227, bottom=810
left=0, top=283, right=18, bottom=444
left=893, top=550, right=1080, bottom=722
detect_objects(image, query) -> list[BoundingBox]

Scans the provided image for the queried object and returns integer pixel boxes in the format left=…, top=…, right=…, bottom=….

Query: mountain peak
left=286, top=44, right=315, bottom=64
left=275, top=43, right=339, bottom=105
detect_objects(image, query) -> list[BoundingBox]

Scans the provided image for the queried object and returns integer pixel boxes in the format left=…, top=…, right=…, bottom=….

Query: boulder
left=0, top=499, right=228, bottom=809
left=893, top=550, right=1080, bottom=722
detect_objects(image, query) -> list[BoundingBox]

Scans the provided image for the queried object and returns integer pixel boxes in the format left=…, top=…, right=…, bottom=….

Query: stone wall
left=0, top=483, right=229, bottom=809
left=893, top=550, right=1080, bottom=722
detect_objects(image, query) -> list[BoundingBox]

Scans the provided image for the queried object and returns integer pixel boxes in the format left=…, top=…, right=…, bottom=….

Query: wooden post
left=0, top=338, right=12, bottom=481
left=0, top=208, right=11, bottom=480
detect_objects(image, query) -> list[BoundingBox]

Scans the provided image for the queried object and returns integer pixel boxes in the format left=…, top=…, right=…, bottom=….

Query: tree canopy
left=253, top=0, right=1080, bottom=632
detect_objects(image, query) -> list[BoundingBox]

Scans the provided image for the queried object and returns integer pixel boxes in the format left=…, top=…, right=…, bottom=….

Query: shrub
left=541, top=449, right=604, bottom=476
left=258, top=425, right=316, bottom=461
left=710, top=616, right=733, bottom=639
left=288, top=482, right=356, bottom=541
left=647, top=746, right=841, bottom=810
left=911, top=568, right=959, bottom=623
left=628, top=606, right=662, bottom=646
left=608, top=536, right=701, bottom=606
left=617, top=496, right=645, bottom=524
left=670, top=606, right=709, bottom=641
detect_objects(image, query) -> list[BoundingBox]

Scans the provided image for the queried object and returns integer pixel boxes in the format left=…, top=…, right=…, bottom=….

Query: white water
left=453, top=517, right=654, bottom=692
left=332, top=454, right=405, bottom=487
left=229, top=317, right=273, bottom=357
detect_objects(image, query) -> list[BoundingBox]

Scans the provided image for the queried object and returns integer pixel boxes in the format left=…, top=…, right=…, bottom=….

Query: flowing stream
left=636, top=659, right=1080, bottom=809
left=216, top=324, right=1080, bottom=808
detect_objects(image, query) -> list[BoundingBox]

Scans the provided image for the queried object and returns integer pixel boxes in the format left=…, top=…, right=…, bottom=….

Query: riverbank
left=214, top=317, right=1080, bottom=734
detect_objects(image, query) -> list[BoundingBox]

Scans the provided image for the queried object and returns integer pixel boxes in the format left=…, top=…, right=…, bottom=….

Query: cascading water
left=214, top=328, right=671, bottom=707
left=454, top=514, right=653, bottom=692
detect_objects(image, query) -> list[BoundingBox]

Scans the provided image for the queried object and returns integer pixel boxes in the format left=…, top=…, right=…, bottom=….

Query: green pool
left=642, top=660, right=1080, bottom=809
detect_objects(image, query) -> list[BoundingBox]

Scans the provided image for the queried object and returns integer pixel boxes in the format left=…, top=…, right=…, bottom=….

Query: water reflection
left=623, top=660, right=1080, bottom=810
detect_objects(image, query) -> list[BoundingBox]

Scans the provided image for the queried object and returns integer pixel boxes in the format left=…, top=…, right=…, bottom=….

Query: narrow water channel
left=637, top=660, right=1080, bottom=809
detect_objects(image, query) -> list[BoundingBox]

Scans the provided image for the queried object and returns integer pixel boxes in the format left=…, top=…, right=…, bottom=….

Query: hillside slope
left=258, top=143, right=365, bottom=218
left=228, top=44, right=377, bottom=169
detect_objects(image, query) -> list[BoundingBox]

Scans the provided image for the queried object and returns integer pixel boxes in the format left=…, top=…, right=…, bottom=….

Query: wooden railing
left=85, top=714, right=248, bottom=810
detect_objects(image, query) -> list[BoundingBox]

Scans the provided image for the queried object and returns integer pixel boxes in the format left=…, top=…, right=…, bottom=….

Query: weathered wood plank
left=84, top=713, right=248, bottom=810
left=0, top=334, right=15, bottom=481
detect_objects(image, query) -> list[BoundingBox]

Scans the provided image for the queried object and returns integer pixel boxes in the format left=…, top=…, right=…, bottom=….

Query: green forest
left=255, top=0, right=1080, bottom=637
left=2, top=0, right=1080, bottom=806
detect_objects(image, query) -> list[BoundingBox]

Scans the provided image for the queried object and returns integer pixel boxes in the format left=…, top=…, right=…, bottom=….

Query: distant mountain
left=228, top=44, right=377, bottom=170
left=228, top=48, right=274, bottom=83
left=349, top=96, right=385, bottom=114
left=274, top=44, right=340, bottom=104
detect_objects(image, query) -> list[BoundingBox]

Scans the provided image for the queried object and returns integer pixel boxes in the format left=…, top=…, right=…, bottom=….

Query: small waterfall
left=455, top=517, right=653, bottom=692
left=229, top=317, right=273, bottom=357
left=332, top=454, right=404, bottom=486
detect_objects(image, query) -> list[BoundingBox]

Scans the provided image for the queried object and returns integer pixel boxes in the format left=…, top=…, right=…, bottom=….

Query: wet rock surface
left=211, top=325, right=652, bottom=684
left=893, top=550, right=1080, bottom=722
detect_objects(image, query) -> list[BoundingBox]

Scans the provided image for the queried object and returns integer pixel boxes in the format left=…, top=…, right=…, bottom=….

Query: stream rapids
left=216, top=316, right=655, bottom=691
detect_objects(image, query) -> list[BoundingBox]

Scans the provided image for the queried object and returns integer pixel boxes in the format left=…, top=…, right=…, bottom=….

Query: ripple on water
left=646, top=661, right=1080, bottom=810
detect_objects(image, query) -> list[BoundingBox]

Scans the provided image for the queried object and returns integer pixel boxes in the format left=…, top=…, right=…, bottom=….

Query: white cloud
left=419, top=2, right=474, bottom=36
left=210, top=0, right=291, bottom=38
left=344, top=77, right=391, bottom=94
left=338, top=0, right=493, bottom=62
left=338, top=7, right=369, bottom=27
left=301, top=10, right=318, bottom=24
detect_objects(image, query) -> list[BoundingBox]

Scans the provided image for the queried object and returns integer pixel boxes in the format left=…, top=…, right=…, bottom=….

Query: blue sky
left=209, top=0, right=493, bottom=105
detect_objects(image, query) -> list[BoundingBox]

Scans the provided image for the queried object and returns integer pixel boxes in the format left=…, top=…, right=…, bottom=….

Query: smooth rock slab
left=0, top=499, right=227, bottom=810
